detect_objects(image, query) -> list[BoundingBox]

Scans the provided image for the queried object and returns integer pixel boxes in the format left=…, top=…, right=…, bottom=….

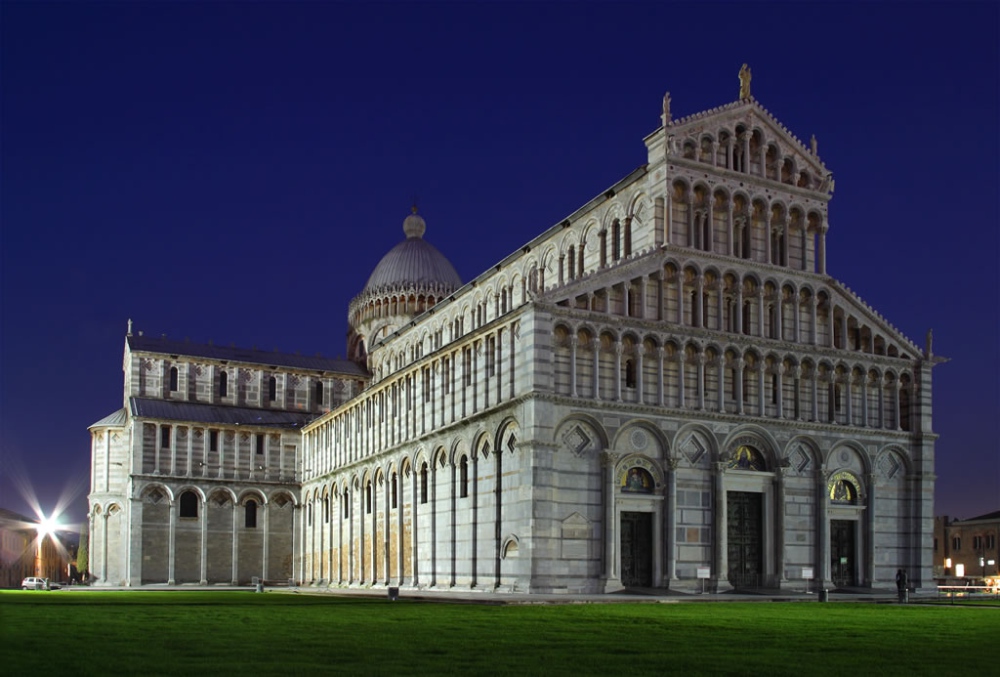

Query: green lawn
left=2, top=591, right=997, bottom=675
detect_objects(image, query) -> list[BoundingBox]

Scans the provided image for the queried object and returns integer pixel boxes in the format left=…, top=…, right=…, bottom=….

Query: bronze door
left=830, top=520, right=856, bottom=587
left=727, top=491, right=763, bottom=589
left=620, top=511, right=653, bottom=587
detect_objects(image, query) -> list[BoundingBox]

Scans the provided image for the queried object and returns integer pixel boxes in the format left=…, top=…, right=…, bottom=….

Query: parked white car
left=21, top=576, right=49, bottom=590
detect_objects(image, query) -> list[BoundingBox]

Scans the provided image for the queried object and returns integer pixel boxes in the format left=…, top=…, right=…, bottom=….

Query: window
left=933, top=538, right=938, bottom=552
left=343, top=491, right=350, bottom=518
left=220, top=371, right=229, bottom=398
left=952, top=536, right=961, bottom=551
left=625, top=360, right=636, bottom=389
left=307, top=503, right=312, bottom=527
left=160, top=426, right=171, bottom=449
left=209, top=430, right=218, bottom=452
left=324, top=497, right=330, bottom=523
left=268, top=376, right=277, bottom=402
left=245, top=500, right=257, bottom=528
left=459, top=456, right=469, bottom=498
left=366, top=482, right=372, bottom=514
left=988, top=535, right=996, bottom=550
left=256, top=434, right=264, bottom=455
left=179, top=491, right=198, bottom=519
left=315, top=381, right=324, bottom=406
left=420, top=463, right=429, bottom=504
left=972, top=535, right=983, bottom=550
left=169, top=367, right=178, bottom=392
left=391, top=473, right=398, bottom=509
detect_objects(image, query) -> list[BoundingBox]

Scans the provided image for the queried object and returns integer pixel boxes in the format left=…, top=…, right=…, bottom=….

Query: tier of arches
left=552, top=324, right=916, bottom=431
left=669, top=180, right=825, bottom=273
left=677, top=122, right=824, bottom=192
left=299, top=420, right=522, bottom=588
left=557, top=258, right=914, bottom=360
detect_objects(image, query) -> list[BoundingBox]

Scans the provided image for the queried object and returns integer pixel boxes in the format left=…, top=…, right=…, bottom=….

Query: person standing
left=895, top=568, right=908, bottom=603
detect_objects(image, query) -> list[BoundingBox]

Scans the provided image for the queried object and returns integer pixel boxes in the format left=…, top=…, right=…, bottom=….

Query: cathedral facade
left=88, top=82, right=939, bottom=593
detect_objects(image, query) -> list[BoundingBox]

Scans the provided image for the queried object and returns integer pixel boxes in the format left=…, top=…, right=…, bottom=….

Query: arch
left=672, top=423, right=719, bottom=466
left=553, top=414, right=608, bottom=456
left=826, top=440, right=872, bottom=476
left=501, top=534, right=520, bottom=559
left=721, top=425, right=781, bottom=469
left=140, top=482, right=175, bottom=504
left=611, top=420, right=669, bottom=459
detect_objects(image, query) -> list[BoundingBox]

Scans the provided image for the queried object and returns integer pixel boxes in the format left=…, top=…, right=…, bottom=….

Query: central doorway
left=830, top=520, right=857, bottom=588
left=620, top=511, right=652, bottom=587
left=727, top=491, right=763, bottom=589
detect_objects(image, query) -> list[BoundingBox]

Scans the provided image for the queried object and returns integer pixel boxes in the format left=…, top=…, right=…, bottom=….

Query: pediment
left=664, top=98, right=830, bottom=191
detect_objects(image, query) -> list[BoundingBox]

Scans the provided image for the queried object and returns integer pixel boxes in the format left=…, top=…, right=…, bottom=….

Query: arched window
left=179, top=491, right=198, bottom=518
left=365, top=481, right=372, bottom=514
left=420, top=463, right=429, bottom=504
left=245, top=499, right=257, bottom=528
left=324, top=496, right=330, bottom=523
left=624, top=359, right=636, bottom=389
left=219, top=371, right=229, bottom=398
left=459, top=456, right=469, bottom=498
left=612, top=220, right=621, bottom=261
left=343, top=491, right=350, bottom=518
left=568, top=246, right=576, bottom=279
left=169, top=367, right=178, bottom=392
left=391, top=473, right=398, bottom=509
left=268, top=376, right=277, bottom=402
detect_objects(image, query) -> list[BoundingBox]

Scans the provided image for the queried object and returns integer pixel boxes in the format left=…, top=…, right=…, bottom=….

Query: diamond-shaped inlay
left=683, top=434, right=706, bottom=465
left=879, top=454, right=901, bottom=480
left=563, top=425, right=592, bottom=456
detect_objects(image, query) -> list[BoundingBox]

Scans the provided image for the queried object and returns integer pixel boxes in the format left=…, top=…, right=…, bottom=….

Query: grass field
left=2, top=591, right=998, bottom=675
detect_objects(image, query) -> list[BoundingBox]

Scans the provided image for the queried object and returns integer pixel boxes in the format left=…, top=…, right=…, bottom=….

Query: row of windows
left=946, top=535, right=997, bottom=552
left=305, top=457, right=478, bottom=527
left=160, top=427, right=267, bottom=454
left=178, top=491, right=258, bottom=528
left=167, top=367, right=328, bottom=405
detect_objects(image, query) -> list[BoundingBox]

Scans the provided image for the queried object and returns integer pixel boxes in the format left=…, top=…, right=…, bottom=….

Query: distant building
left=934, top=511, right=1000, bottom=581
left=0, top=508, right=71, bottom=586
left=88, top=75, right=941, bottom=593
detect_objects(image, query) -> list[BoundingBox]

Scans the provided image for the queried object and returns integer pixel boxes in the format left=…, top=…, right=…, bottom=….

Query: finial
left=738, top=63, right=752, bottom=100
left=810, top=134, right=818, bottom=156
left=662, top=91, right=672, bottom=125
left=402, top=206, right=426, bottom=238
left=127, top=318, right=133, bottom=336
left=925, top=328, right=933, bottom=357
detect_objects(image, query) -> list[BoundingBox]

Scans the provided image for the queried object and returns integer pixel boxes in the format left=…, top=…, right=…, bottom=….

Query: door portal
left=830, top=520, right=857, bottom=588
left=620, top=511, right=653, bottom=588
left=727, top=491, right=763, bottom=589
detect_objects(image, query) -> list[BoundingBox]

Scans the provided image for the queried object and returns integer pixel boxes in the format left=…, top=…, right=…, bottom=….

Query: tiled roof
left=126, top=334, right=367, bottom=376
left=90, top=408, right=128, bottom=428
left=129, top=397, right=316, bottom=428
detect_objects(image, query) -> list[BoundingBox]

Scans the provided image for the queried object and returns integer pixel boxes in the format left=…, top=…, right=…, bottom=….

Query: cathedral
left=87, top=75, right=939, bottom=594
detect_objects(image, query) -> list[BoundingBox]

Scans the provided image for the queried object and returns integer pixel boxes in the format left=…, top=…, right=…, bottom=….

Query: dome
left=361, top=210, right=461, bottom=295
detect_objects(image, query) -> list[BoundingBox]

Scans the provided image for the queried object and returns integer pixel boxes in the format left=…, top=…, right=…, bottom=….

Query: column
left=775, top=468, right=787, bottom=583
left=396, top=474, right=404, bottom=585
left=639, top=276, right=647, bottom=319
left=696, top=352, right=705, bottom=410
left=666, top=459, right=679, bottom=582
left=410, top=466, right=419, bottom=586
left=866, top=474, right=877, bottom=586
left=818, top=225, right=828, bottom=274
left=636, top=349, right=644, bottom=405
left=569, top=336, right=578, bottom=397
left=846, top=377, right=854, bottom=425
left=794, top=293, right=801, bottom=342
left=714, top=463, right=728, bottom=590
left=678, top=354, right=686, bottom=409
left=592, top=341, right=600, bottom=400
left=756, top=290, right=765, bottom=338
left=262, top=502, right=270, bottom=582
left=677, top=276, right=686, bottom=325
left=757, top=365, right=766, bottom=417
left=199, top=498, right=208, bottom=584
left=614, top=341, right=623, bottom=402
left=168, top=499, right=176, bottom=585
left=657, top=346, right=665, bottom=406
left=735, top=285, right=743, bottom=334
left=735, top=358, right=744, bottom=414
left=861, top=377, right=869, bottom=427
left=231, top=501, right=239, bottom=585
left=716, top=356, right=726, bottom=412
left=776, top=365, right=785, bottom=419
left=695, top=275, right=704, bottom=327
left=811, top=296, right=819, bottom=345
left=817, top=469, right=830, bottom=589
left=893, top=381, right=902, bottom=430
left=602, top=452, right=620, bottom=589
left=811, top=369, right=819, bottom=422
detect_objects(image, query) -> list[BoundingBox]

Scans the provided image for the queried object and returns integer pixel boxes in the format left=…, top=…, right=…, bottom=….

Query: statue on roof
left=810, top=134, right=818, bottom=156
left=662, top=91, right=672, bottom=124
left=739, top=63, right=752, bottom=100
left=926, top=328, right=933, bottom=357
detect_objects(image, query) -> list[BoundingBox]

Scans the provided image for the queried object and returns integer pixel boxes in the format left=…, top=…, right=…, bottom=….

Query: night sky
left=2, top=2, right=997, bottom=530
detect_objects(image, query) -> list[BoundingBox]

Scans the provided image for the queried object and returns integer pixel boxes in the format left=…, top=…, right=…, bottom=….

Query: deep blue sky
left=2, top=2, right=997, bottom=528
